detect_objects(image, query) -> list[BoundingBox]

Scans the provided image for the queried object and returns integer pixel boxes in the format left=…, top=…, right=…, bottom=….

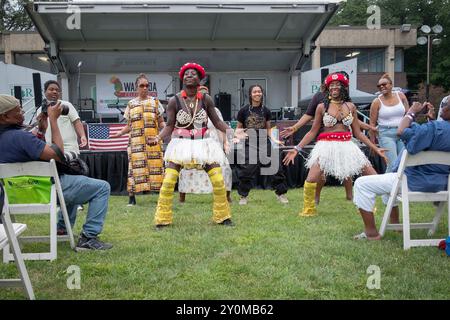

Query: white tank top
left=377, top=92, right=405, bottom=127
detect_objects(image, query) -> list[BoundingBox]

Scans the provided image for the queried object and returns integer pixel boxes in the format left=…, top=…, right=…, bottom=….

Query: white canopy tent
left=26, top=0, right=342, bottom=118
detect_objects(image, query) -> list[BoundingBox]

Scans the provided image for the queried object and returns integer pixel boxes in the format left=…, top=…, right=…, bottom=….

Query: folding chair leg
left=402, top=181, right=411, bottom=250
left=55, top=178, right=76, bottom=249
left=380, top=201, right=394, bottom=236
left=380, top=184, right=401, bottom=237
left=9, top=234, right=35, bottom=299
left=448, top=199, right=450, bottom=238
left=49, top=188, right=57, bottom=261
left=428, top=202, right=445, bottom=236
left=2, top=213, right=35, bottom=299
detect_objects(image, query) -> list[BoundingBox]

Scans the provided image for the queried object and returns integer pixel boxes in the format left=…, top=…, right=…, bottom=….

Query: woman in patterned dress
left=112, top=74, right=165, bottom=206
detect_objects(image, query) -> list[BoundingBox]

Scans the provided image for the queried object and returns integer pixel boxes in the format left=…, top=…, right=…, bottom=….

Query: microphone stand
left=77, top=62, right=82, bottom=115
left=163, top=78, right=174, bottom=100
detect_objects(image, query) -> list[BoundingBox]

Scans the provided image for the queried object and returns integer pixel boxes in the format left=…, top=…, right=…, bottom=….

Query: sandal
left=353, top=232, right=382, bottom=241
left=353, top=232, right=368, bottom=240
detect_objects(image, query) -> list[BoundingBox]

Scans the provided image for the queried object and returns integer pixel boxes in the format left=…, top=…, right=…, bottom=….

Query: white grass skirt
left=306, top=140, right=371, bottom=181
left=164, top=137, right=226, bottom=166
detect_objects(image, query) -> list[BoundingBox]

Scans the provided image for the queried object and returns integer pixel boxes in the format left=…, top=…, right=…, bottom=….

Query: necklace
left=184, top=96, right=198, bottom=109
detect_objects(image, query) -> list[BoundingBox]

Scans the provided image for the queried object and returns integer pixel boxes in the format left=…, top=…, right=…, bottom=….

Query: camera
left=41, top=98, right=69, bottom=116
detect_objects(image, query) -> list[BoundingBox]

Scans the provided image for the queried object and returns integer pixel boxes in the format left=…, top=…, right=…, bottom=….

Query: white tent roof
left=26, top=0, right=341, bottom=74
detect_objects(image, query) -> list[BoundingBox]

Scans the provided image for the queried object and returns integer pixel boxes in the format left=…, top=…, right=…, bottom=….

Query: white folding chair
left=380, top=150, right=450, bottom=250
left=0, top=160, right=75, bottom=261
left=0, top=184, right=35, bottom=299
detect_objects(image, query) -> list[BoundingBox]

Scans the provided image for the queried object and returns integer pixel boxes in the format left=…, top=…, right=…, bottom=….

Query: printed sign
left=96, top=73, right=173, bottom=113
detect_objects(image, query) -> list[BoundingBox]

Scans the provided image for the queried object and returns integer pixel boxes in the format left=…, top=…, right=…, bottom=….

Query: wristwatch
left=294, top=145, right=302, bottom=153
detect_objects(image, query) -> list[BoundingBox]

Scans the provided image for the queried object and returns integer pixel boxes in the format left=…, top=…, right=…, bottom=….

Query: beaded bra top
left=174, top=93, right=208, bottom=129
left=323, top=102, right=354, bottom=128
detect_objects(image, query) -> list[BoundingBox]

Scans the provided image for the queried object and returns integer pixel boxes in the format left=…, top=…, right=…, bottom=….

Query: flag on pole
left=87, top=123, right=129, bottom=151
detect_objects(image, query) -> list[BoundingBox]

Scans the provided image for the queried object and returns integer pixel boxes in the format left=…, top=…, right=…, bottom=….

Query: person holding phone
left=353, top=100, right=448, bottom=240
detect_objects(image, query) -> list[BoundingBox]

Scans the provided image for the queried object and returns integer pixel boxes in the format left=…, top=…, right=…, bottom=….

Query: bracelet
left=405, top=114, right=415, bottom=122
left=294, top=145, right=302, bottom=153
left=406, top=111, right=416, bottom=119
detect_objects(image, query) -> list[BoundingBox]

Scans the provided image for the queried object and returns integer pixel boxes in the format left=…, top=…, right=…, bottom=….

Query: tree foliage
left=329, top=0, right=450, bottom=90
left=0, top=0, right=33, bottom=32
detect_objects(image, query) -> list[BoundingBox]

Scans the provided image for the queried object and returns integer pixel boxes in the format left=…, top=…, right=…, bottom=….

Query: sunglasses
left=139, top=84, right=149, bottom=88
left=377, top=82, right=390, bottom=89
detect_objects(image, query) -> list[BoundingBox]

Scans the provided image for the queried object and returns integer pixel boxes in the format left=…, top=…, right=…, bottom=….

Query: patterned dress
left=124, top=97, right=164, bottom=194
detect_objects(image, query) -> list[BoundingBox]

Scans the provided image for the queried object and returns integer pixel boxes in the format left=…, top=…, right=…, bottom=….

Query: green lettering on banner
left=24, top=88, right=33, bottom=98
left=311, top=84, right=320, bottom=94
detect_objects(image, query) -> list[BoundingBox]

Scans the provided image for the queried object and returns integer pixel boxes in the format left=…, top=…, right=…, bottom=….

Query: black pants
left=236, top=139, right=288, bottom=197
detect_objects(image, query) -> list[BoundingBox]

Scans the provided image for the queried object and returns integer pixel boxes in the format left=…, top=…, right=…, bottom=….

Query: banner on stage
left=87, top=123, right=129, bottom=151
left=300, top=58, right=357, bottom=100
left=96, top=73, right=173, bottom=114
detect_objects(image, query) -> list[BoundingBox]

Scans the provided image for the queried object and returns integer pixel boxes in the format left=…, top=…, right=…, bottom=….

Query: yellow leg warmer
left=300, top=181, right=317, bottom=217
left=208, top=167, right=231, bottom=223
left=154, top=168, right=179, bottom=225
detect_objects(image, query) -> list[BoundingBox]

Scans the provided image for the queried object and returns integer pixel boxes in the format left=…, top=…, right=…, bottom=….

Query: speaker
left=32, top=73, right=43, bottom=109
left=321, top=68, right=329, bottom=84
left=13, top=86, right=22, bottom=106
left=214, top=92, right=231, bottom=121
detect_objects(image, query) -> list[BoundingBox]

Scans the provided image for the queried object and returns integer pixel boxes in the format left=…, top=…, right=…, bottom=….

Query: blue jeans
left=378, top=126, right=405, bottom=173
left=57, top=175, right=110, bottom=238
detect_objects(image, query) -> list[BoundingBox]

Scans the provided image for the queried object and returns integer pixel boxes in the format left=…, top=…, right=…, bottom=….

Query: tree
left=0, top=0, right=34, bottom=31
left=328, top=0, right=450, bottom=90
left=329, top=0, right=377, bottom=26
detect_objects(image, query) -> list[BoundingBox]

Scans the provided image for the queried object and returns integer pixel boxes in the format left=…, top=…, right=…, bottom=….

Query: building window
left=395, top=48, right=404, bottom=72
left=14, top=53, right=55, bottom=74
left=0, top=53, right=5, bottom=62
left=321, top=48, right=385, bottom=72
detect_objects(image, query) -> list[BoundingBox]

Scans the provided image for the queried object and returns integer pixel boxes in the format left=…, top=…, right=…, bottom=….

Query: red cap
left=179, top=62, right=206, bottom=80
left=325, top=73, right=349, bottom=88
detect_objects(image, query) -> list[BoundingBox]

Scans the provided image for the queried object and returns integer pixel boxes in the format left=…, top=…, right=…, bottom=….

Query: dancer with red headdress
left=148, top=62, right=241, bottom=228
left=283, top=72, right=387, bottom=217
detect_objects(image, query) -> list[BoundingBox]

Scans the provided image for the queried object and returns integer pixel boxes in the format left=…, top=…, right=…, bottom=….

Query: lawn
left=1, top=187, right=449, bottom=300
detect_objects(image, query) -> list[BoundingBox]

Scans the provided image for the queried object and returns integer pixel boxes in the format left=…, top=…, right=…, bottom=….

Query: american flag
left=87, top=124, right=129, bottom=151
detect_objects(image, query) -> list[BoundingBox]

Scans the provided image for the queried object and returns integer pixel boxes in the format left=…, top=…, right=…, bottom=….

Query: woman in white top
left=369, top=74, right=409, bottom=172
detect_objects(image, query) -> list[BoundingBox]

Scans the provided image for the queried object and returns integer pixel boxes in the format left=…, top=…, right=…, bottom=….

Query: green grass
left=1, top=187, right=449, bottom=300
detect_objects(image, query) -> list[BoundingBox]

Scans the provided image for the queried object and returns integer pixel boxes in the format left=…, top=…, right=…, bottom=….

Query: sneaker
left=77, top=205, right=84, bottom=211
left=57, top=228, right=67, bottom=236
left=239, top=197, right=248, bottom=205
left=276, top=194, right=289, bottom=204
left=219, top=218, right=234, bottom=226
left=76, top=234, right=113, bottom=251
left=127, top=196, right=136, bottom=207
left=155, top=224, right=169, bottom=230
